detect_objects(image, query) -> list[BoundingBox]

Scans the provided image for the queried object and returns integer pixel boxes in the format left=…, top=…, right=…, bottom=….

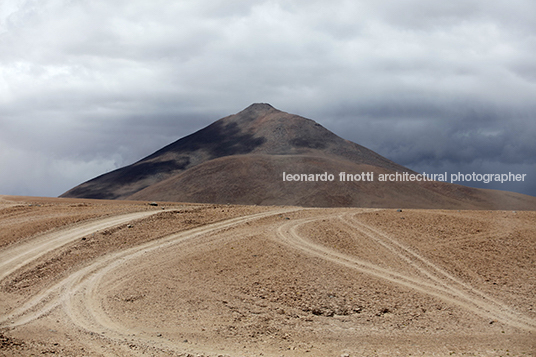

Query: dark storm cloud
left=1, top=0, right=535, bottom=196
left=332, top=102, right=536, bottom=165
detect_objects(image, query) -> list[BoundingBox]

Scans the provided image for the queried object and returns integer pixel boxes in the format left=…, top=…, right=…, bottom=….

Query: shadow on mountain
left=148, top=121, right=266, bottom=160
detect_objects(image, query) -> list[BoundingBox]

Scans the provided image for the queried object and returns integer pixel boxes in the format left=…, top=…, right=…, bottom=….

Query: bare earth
left=0, top=195, right=534, bottom=356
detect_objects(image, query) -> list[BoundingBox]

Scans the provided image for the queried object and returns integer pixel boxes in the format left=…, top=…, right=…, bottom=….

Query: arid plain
left=0, top=195, right=535, bottom=356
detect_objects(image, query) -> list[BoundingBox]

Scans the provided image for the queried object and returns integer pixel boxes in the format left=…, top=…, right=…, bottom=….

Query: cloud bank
left=1, top=0, right=535, bottom=197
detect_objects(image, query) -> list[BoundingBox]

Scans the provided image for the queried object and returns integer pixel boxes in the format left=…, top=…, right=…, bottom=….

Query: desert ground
left=0, top=195, right=534, bottom=356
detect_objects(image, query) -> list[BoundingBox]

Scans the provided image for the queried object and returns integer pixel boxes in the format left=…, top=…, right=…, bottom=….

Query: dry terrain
left=0, top=195, right=535, bottom=356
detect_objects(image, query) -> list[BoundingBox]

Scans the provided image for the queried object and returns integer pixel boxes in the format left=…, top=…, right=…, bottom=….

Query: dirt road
left=1, top=197, right=535, bottom=356
left=0, top=211, right=162, bottom=282
left=277, top=213, right=536, bottom=331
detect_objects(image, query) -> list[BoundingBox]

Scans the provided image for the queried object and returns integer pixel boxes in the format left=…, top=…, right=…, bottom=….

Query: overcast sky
left=1, top=0, right=535, bottom=198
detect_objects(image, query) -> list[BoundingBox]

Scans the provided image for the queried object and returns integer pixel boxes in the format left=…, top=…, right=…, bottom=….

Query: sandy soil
left=0, top=195, right=534, bottom=356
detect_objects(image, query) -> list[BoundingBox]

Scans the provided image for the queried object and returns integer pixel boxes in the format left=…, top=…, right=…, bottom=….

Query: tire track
left=0, top=207, right=299, bottom=335
left=0, top=210, right=162, bottom=282
left=340, top=213, right=520, bottom=311
left=3, top=206, right=534, bottom=356
left=276, top=214, right=536, bottom=332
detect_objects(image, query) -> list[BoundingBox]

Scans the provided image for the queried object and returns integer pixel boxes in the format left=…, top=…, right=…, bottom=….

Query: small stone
left=377, top=307, right=390, bottom=316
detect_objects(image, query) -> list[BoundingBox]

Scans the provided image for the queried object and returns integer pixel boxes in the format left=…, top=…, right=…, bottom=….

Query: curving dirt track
left=1, top=196, right=535, bottom=356
left=277, top=213, right=535, bottom=331
left=0, top=211, right=163, bottom=283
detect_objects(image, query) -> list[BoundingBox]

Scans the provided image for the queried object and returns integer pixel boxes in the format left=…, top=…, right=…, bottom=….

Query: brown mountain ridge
left=61, top=103, right=536, bottom=209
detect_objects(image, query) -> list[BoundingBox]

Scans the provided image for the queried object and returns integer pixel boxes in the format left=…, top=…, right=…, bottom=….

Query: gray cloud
left=1, top=0, right=535, bottom=197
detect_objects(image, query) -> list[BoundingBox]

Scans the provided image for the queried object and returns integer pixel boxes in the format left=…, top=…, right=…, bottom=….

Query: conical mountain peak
left=61, top=104, right=407, bottom=200
left=243, top=103, right=276, bottom=112
left=60, top=104, right=536, bottom=210
left=226, top=103, right=281, bottom=126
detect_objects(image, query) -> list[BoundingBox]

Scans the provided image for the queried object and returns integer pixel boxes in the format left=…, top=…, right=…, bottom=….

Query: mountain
left=61, top=103, right=536, bottom=209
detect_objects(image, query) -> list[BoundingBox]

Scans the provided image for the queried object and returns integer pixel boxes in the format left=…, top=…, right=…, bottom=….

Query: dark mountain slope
left=61, top=103, right=407, bottom=200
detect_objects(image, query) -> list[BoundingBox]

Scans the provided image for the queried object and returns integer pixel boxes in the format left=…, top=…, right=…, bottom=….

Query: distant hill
left=61, top=103, right=536, bottom=209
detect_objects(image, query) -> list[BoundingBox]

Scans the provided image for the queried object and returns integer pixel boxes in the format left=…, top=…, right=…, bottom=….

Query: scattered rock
left=377, top=307, right=390, bottom=316
left=0, top=333, right=24, bottom=349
